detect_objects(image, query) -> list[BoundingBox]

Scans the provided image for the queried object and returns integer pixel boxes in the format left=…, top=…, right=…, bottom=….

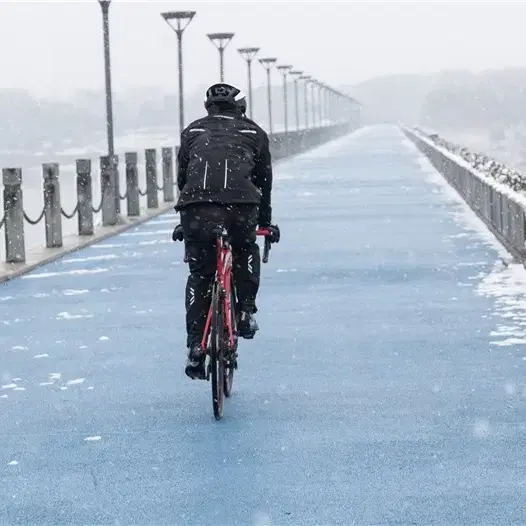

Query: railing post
left=43, top=162, right=63, bottom=248
left=76, top=159, right=94, bottom=236
left=162, top=147, right=174, bottom=202
left=125, top=152, right=140, bottom=217
left=100, top=155, right=117, bottom=226
left=145, top=148, right=159, bottom=209
left=2, top=168, right=25, bottom=263
left=516, top=202, right=526, bottom=252
left=175, top=146, right=180, bottom=201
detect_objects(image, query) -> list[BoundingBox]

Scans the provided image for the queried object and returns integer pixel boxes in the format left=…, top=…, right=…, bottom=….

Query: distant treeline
left=0, top=88, right=181, bottom=152
left=0, top=82, right=322, bottom=153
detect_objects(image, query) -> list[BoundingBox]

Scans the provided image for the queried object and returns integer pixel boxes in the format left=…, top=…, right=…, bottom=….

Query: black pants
left=180, top=203, right=261, bottom=347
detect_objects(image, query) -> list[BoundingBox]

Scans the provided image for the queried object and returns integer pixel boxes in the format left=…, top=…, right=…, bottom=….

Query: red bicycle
left=179, top=227, right=273, bottom=420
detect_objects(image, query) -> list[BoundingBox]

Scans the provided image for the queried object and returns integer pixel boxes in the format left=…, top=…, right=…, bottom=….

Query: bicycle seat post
left=213, top=226, right=231, bottom=249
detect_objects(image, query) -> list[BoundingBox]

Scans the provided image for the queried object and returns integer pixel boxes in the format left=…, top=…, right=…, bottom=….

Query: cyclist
left=172, top=82, right=280, bottom=380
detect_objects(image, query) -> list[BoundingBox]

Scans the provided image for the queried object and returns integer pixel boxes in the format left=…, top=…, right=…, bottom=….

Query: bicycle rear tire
left=224, top=283, right=237, bottom=398
left=210, top=284, right=225, bottom=420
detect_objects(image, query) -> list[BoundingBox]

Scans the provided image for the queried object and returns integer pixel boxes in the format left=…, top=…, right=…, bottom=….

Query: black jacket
left=175, top=109, right=273, bottom=226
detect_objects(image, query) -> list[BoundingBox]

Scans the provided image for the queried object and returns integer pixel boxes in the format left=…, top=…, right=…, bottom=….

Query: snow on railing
left=414, top=127, right=526, bottom=193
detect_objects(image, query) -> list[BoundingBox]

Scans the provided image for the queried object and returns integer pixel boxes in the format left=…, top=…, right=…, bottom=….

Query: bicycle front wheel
left=210, top=284, right=225, bottom=420
left=224, top=282, right=237, bottom=398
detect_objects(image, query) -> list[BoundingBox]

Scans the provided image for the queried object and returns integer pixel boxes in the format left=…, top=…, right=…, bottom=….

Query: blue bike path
left=1, top=125, right=526, bottom=524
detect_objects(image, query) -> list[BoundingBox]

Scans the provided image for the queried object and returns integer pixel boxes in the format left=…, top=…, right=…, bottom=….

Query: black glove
left=267, top=224, right=280, bottom=243
left=172, top=224, right=184, bottom=242
left=258, top=205, right=272, bottom=231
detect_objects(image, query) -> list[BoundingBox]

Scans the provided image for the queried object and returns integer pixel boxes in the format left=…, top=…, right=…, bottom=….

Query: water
left=0, top=126, right=180, bottom=261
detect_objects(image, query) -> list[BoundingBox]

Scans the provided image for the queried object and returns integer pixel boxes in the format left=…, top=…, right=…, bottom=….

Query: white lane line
left=62, top=290, right=90, bottom=296
left=56, top=312, right=94, bottom=320
left=63, top=254, right=119, bottom=263
left=89, top=239, right=171, bottom=249
left=146, top=219, right=177, bottom=225
left=120, top=229, right=172, bottom=237
left=66, top=378, right=85, bottom=386
left=22, top=268, right=109, bottom=279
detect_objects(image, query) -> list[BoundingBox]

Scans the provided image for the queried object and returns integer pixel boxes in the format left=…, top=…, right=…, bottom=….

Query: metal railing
left=0, top=145, right=177, bottom=264
left=0, top=121, right=357, bottom=266
left=404, top=127, right=526, bottom=263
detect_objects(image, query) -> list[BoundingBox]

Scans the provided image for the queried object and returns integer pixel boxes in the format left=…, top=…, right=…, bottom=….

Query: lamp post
left=161, top=10, right=196, bottom=134
left=299, top=75, right=310, bottom=129
left=318, top=81, right=324, bottom=126
left=276, top=64, right=292, bottom=133
left=98, top=0, right=114, bottom=158
left=310, top=78, right=318, bottom=127
left=328, top=87, right=333, bottom=124
left=328, top=87, right=334, bottom=124
left=259, top=57, right=277, bottom=133
left=289, top=70, right=303, bottom=131
left=237, top=47, right=260, bottom=118
left=326, top=86, right=332, bottom=124
left=207, top=33, right=235, bottom=81
left=335, top=90, right=341, bottom=123
left=97, top=0, right=122, bottom=216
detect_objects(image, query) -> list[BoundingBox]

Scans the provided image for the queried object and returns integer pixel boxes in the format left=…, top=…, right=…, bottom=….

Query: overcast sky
left=1, top=0, right=526, bottom=100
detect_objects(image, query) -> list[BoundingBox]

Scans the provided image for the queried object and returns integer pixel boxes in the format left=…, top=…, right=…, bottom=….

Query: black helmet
left=204, top=83, right=247, bottom=115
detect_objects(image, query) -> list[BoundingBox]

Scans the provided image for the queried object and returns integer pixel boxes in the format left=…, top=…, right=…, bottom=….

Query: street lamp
left=310, top=78, right=318, bottom=127
left=207, top=33, right=235, bottom=81
left=276, top=64, right=292, bottom=133
left=97, top=0, right=121, bottom=216
left=237, top=47, right=260, bottom=119
left=335, top=90, right=342, bottom=123
left=328, top=87, right=334, bottom=124
left=317, top=81, right=324, bottom=126
left=289, top=70, right=303, bottom=131
left=259, top=57, right=277, bottom=134
left=161, top=10, right=196, bottom=135
left=98, top=0, right=114, bottom=158
left=299, top=75, right=310, bottom=129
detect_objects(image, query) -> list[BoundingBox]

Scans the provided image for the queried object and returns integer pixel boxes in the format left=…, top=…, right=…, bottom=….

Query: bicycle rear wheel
left=224, top=283, right=237, bottom=398
left=210, top=284, right=225, bottom=420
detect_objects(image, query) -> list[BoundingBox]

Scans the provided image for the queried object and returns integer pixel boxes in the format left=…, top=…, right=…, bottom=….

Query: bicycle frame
left=200, top=228, right=270, bottom=353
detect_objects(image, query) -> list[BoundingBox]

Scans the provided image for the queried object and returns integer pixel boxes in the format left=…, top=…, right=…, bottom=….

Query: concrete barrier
left=404, top=127, right=526, bottom=263
left=0, top=121, right=359, bottom=282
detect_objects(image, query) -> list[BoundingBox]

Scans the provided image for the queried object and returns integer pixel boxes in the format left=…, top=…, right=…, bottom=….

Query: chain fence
left=23, top=207, right=45, bottom=225
left=92, top=196, right=104, bottom=214
left=2, top=178, right=166, bottom=229
left=61, top=203, right=79, bottom=219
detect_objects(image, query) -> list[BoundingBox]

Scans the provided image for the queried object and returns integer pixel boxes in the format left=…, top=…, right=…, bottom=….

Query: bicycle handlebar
left=176, top=227, right=273, bottom=264
left=256, top=228, right=271, bottom=263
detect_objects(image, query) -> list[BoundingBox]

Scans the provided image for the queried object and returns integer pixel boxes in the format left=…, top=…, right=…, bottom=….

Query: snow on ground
left=415, top=126, right=526, bottom=192
left=406, top=132, right=526, bottom=347
left=2, top=126, right=526, bottom=523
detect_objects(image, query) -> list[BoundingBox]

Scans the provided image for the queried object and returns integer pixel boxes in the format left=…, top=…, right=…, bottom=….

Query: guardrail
left=414, top=127, right=526, bottom=192
left=403, top=127, right=526, bottom=263
left=0, top=121, right=357, bottom=280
